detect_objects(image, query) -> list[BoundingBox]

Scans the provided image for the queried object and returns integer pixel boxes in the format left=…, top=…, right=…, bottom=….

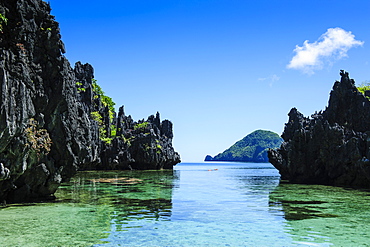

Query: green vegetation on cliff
left=0, top=13, right=7, bottom=32
left=90, top=79, right=117, bottom=144
left=357, top=82, right=370, bottom=100
left=205, top=130, right=283, bottom=163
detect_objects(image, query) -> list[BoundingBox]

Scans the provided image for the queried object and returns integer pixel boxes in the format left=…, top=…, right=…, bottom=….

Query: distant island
left=205, top=130, right=283, bottom=163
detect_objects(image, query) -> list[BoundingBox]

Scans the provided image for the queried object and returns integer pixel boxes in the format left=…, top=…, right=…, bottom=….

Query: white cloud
left=258, top=74, right=280, bottom=87
left=287, top=27, right=364, bottom=74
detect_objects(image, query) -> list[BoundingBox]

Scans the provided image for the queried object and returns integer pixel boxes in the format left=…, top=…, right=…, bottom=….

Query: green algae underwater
left=0, top=163, right=370, bottom=246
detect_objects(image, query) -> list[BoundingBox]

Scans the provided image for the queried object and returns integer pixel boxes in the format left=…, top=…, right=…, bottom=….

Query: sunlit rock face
left=0, top=0, right=180, bottom=202
left=269, top=71, right=370, bottom=188
left=0, top=0, right=99, bottom=202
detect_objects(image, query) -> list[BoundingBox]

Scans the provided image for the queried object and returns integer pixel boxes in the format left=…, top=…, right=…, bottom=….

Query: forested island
left=205, top=130, right=282, bottom=163
left=0, top=0, right=180, bottom=203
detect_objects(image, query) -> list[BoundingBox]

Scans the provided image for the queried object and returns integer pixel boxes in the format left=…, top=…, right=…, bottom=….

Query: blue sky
left=48, top=0, right=370, bottom=162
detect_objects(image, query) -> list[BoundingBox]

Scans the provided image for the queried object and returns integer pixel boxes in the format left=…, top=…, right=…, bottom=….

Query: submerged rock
left=268, top=71, right=370, bottom=188
left=0, top=0, right=180, bottom=203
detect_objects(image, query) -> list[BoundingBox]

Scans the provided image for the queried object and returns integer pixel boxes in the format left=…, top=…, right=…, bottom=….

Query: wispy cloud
left=287, top=27, right=364, bottom=74
left=258, top=74, right=280, bottom=87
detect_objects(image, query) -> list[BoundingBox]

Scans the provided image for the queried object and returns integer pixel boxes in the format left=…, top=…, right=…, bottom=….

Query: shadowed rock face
left=0, top=0, right=180, bottom=202
left=268, top=71, right=370, bottom=188
left=96, top=108, right=181, bottom=171
left=74, top=63, right=180, bottom=172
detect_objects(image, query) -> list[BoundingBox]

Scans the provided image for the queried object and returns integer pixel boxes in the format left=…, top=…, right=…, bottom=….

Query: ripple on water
left=1, top=163, right=370, bottom=246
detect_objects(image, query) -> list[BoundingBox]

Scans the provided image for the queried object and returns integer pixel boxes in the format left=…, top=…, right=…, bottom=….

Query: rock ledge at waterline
left=268, top=71, right=370, bottom=188
left=0, top=0, right=180, bottom=203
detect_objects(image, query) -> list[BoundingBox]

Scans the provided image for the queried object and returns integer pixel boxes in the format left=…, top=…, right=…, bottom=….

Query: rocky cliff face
left=74, top=63, right=180, bottom=172
left=0, top=0, right=180, bottom=203
left=268, top=71, right=370, bottom=188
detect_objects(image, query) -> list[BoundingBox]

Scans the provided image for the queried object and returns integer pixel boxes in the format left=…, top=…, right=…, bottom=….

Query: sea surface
left=1, top=162, right=370, bottom=246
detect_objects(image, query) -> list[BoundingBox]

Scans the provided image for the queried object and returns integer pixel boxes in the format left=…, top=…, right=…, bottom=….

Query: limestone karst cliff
left=0, top=0, right=180, bottom=202
left=268, top=71, right=370, bottom=188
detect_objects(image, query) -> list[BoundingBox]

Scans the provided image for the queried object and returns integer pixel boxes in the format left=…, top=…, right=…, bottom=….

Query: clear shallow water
left=0, top=162, right=370, bottom=246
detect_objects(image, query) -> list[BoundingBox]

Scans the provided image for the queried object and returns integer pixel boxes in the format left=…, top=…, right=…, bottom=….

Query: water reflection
left=4, top=163, right=370, bottom=246
left=58, top=169, right=180, bottom=225
left=269, top=183, right=370, bottom=246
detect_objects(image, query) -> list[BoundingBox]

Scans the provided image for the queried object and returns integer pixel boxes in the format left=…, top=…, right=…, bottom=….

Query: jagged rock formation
left=206, top=130, right=283, bottom=163
left=74, top=63, right=180, bottom=171
left=0, top=0, right=180, bottom=202
left=268, top=71, right=370, bottom=188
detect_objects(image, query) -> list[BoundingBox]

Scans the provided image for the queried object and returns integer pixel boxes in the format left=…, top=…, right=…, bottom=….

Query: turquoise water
left=1, top=162, right=370, bottom=246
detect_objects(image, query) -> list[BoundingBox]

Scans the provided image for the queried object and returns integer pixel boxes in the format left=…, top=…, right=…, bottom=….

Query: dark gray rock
left=268, top=71, right=370, bottom=188
left=0, top=0, right=99, bottom=202
left=0, top=0, right=180, bottom=203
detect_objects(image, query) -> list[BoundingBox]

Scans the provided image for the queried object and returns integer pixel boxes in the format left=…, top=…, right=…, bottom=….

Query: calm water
left=1, top=162, right=370, bottom=246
